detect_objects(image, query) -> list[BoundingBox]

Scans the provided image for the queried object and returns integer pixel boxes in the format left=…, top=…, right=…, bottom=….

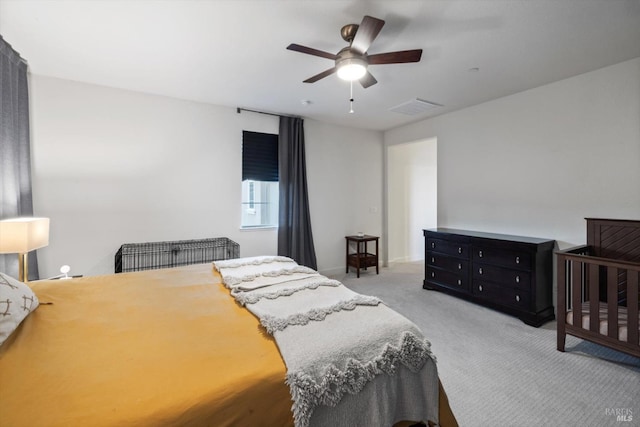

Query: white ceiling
left=1, top=0, right=639, bottom=131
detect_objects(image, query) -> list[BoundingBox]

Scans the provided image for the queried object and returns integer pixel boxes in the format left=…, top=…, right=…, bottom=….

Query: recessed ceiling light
left=468, top=67, right=480, bottom=72
left=301, top=100, right=312, bottom=106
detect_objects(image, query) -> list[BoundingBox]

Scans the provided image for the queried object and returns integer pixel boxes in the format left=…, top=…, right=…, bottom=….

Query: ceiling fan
left=287, top=15, right=422, bottom=88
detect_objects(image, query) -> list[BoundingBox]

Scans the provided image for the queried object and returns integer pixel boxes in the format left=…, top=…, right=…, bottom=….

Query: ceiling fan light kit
left=337, top=58, right=367, bottom=81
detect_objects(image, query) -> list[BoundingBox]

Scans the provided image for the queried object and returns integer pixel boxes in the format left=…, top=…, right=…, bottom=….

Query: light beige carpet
left=333, top=262, right=640, bottom=427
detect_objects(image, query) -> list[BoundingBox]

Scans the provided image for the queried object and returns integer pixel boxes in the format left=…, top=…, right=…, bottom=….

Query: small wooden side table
left=345, top=235, right=379, bottom=278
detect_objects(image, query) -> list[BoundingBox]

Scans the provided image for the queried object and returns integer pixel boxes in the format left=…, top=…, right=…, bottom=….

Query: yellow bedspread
left=0, top=263, right=457, bottom=427
left=0, top=264, right=293, bottom=427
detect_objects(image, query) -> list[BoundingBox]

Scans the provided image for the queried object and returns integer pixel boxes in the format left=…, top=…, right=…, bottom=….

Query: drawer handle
left=515, top=295, right=520, bottom=302
left=479, top=250, right=483, bottom=258
left=515, top=275, right=520, bottom=283
left=479, top=285, right=483, bottom=292
left=478, top=267, right=483, bottom=275
left=431, top=242, right=435, bottom=248
left=431, top=271, right=435, bottom=278
left=457, top=279, right=462, bottom=285
left=431, top=257, right=435, bottom=263
left=458, top=247, right=462, bottom=254
left=515, top=256, right=520, bottom=264
left=458, top=263, right=462, bottom=270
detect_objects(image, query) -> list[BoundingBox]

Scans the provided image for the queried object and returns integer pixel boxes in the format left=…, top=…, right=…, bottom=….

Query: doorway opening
left=386, top=137, right=437, bottom=263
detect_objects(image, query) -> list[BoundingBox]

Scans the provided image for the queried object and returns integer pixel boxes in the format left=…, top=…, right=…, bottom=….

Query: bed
left=0, top=260, right=457, bottom=426
left=556, top=218, right=640, bottom=358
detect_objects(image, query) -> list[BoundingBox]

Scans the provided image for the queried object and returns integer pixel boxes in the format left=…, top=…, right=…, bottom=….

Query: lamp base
left=18, top=252, right=28, bottom=283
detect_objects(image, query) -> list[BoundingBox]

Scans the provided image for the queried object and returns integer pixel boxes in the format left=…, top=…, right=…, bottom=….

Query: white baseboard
left=388, top=256, right=424, bottom=265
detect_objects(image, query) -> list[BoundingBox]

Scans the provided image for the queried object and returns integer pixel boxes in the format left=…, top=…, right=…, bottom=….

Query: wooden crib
left=556, top=218, right=640, bottom=358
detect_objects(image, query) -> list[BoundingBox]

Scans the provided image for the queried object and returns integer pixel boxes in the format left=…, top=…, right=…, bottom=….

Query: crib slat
left=558, top=256, right=566, bottom=311
left=588, top=263, right=599, bottom=333
left=607, top=267, right=618, bottom=339
left=557, top=255, right=567, bottom=352
left=572, top=260, right=583, bottom=328
left=628, top=271, right=639, bottom=345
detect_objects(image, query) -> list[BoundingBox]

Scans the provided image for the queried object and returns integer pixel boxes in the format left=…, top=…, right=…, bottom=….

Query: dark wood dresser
left=424, top=228, right=555, bottom=327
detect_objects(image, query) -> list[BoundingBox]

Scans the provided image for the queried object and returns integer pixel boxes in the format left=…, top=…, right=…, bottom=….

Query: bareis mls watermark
left=605, top=408, right=633, bottom=422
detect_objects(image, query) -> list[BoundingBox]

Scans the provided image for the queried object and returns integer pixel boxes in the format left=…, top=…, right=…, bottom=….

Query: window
left=241, top=131, right=279, bottom=228
left=248, top=181, right=255, bottom=210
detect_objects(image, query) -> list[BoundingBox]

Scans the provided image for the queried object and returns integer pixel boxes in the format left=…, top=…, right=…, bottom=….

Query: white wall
left=387, top=138, right=437, bottom=263
left=30, top=58, right=638, bottom=279
left=305, top=120, right=384, bottom=274
left=385, top=57, right=640, bottom=249
left=29, top=76, right=383, bottom=278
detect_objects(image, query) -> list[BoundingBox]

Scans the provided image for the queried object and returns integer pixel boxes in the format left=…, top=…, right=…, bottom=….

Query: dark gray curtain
left=0, top=35, right=39, bottom=280
left=278, top=116, right=318, bottom=270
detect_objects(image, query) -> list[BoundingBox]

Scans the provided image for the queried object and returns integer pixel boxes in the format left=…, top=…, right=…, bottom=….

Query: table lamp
left=0, top=217, right=50, bottom=282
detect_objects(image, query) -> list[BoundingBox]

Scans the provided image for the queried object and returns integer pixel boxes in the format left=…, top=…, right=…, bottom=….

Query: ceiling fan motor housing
left=336, top=47, right=368, bottom=67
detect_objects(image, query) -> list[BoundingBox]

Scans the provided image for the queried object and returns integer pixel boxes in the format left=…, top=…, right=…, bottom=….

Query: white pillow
left=0, top=272, right=39, bottom=346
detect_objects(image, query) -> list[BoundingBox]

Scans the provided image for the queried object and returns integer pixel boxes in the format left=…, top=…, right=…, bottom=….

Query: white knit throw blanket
left=213, top=256, right=438, bottom=427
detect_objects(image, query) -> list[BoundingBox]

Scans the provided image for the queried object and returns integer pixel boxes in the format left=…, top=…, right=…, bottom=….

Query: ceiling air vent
left=389, top=98, right=441, bottom=115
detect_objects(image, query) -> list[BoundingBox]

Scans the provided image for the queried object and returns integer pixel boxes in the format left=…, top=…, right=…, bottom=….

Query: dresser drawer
left=426, top=266, right=469, bottom=290
left=427, top=254, right=469, bottom=274
left=427, top=238, right=470, bottom=259
left=472, top=247, right=531, bottom=270
left=472, top=281, right=531, bottom=309
left=473, top=264, right=530, bottom=289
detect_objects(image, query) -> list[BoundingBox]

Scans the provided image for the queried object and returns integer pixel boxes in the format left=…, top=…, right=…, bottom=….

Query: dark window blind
left=242, top=131, right=279, bottom=182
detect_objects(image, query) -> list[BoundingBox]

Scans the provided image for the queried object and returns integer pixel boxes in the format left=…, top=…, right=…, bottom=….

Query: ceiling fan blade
left=303, top=67, right=337, bottom=83
left=287, top=43, right=337, bottom=60
left=359, top=71, right=377, bottom=88
left=350, top=15, right=385, bottom=54
left=367, top=49, right=423, bottom=65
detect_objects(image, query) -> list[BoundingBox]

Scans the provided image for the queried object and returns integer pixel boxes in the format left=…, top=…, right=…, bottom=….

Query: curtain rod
left=236, top=107, right=301, bottom=119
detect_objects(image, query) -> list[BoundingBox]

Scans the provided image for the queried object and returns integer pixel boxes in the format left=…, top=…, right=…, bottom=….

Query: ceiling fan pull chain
left=349, top=80, right=354, bottom=114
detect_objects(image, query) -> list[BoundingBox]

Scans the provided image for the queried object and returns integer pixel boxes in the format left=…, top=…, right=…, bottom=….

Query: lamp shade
left=0, top=217, right=50, bottom=254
